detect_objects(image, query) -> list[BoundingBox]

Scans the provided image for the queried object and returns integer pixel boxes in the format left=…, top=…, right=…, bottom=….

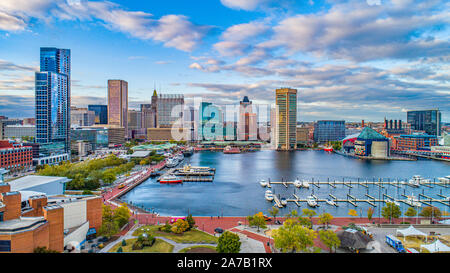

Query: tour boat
left=307, top=196, right=318, bottom=207
left=224, top=146, right=241, bottom=154
left=176, top=153, right=184, bottom=162
left=183, top=148, right=194, bottom=157
left=265, top=193, right=274, bottom=202
left=325, top=198, right=336, bottom=206
left=259, top=179, right=268, bottom=187
left=280, top=198, right=287, bottom=206
left=293, top=179, right=302, bottom=188
left=165, top=158, right=179, bottom=168
left=159, top=175, right=183, bottom=184
left=302, top=180, right=310, bottom=189
left=323, top=146, right=334, bottom=152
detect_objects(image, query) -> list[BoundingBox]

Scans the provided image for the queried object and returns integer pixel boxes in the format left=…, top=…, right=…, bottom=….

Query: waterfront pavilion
left=396, top=225, right=427, bottom=240
left=354, top=127, right=390, bottom=157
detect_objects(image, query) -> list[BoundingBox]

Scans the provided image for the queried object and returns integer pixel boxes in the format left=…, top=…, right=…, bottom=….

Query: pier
left=263, top=180, right=449, bottom=187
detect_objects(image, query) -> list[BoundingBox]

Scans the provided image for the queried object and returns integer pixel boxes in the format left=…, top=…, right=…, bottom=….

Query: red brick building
left=0, top=140, right=32, bottom=170
left=394, top=134, right=439, bottom=151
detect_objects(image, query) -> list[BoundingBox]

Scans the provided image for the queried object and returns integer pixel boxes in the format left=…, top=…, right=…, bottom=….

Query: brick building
left=0, top=140, right=33, bottom=170
left=394, top=134, right=439, bottom=151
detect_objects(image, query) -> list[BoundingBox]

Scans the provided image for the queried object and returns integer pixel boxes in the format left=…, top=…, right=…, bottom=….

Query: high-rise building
left=199, top=102, right=223, bottom=141
left=238, top=96, right=257, bottom=141
left=128, top=109, right=142, bottom=130
left=140, top=102, right=157, bottom=129
left=156, top=94, right=184, bottom=128
left=88, top=105, right=108, bottom=124
left=35, top=47, right=71, bottom=154
left=70, top=107, right=95, bottom=127
left=313, top=120, right=346, bottom=143
left=107, top=80, right=128, bottom=133
left=407, top=109, right=442, bottom=136
left=275, top=88, right=297, bottom=150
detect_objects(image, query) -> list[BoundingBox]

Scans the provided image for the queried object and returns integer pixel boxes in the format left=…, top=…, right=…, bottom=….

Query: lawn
left=133, top=225, right=218, bottom=244
left=178, top=245, right=217, bottom=253
left=108, top=238, right=174, bottom=253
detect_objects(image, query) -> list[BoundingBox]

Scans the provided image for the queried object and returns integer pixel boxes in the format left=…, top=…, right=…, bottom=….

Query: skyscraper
left=407, top=109, right=442, bottom=136
left=238, top=96, right=257, bottom=141
left=35, top=47, right=71, bottom=154
left=275, top=88, right=297, bottom=150
left=88, top=105, right=108, bottom=124
left=107, top=80, right=128, bottom=133
left=313, top=120, right=346, bottom=143
left=199, top=102, right=223, bottom=141
left=157, top=94, right=184, bottom=128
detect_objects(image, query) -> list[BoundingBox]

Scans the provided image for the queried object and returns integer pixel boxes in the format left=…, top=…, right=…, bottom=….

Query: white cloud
left=220, top=0, right=270, bottom=11
left=0, top=11, right=27, bottom=31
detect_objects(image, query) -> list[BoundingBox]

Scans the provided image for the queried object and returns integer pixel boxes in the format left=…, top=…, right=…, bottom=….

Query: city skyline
left=0, top=0, right=449, bottom=122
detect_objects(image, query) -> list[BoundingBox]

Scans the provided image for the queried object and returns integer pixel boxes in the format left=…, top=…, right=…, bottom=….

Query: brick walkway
left=229, top=228, right=273, bottom=253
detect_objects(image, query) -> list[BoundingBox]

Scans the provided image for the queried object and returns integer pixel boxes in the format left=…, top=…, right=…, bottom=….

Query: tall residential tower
left=35, top=47, right=71, bottom=154
left=107, top=80, right=128, bottom=133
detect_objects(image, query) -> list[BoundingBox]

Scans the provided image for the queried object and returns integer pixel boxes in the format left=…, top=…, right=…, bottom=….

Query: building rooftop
left=0, top=217, right=47, bottom=234
left=130, top=150, right=151, bottom=158
left=9, top=175, right=71, bottom=192
left=357, top=127, right=387, bottom=140
left=399, top=134, right=437, bottom=138
left=19, top=191, right=46, bottom=202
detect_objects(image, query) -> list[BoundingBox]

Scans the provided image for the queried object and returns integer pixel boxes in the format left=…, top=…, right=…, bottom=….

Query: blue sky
left=0, top=0, right=448, bottom=122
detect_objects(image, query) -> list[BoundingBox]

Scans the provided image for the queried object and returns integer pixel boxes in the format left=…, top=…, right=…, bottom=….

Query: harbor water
left=121, top=150, right=450, bottom=217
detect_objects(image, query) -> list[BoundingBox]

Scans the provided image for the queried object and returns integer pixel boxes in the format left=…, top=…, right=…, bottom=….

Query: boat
left=325, top=198, right=336, bottom=206
left=280, top=198, right=287, bottom=206
left=293, top=179, right=302, bottom=188
left=408, top=175, right=422, bottom=187
left=183, top=147, right=194, bottom=157
left=438, top=175, right=450, bottom=183
left=385, top=199, right=400, bottom=207
left=259, top=179, right=268, bottom=187
left=323, top=146, right=334, bottom=152
left=224, top=146, right=241, bottom=154
left=302, top=180, right=310, bottom=189
left=306, top=196, right=318, bottom=207
left=265, top=190, right=273, bottom=195
left=159, top=175, right=183, bottom=184
left=265, top=193, right=274, bottom=201
left=165, top=158, right=179, bottom=168
left=405, top=194, right=421, bottom=207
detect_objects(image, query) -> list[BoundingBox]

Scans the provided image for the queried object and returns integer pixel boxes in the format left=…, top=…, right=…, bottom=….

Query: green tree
left=247, top=213, right=267, bottom=232
left=381, top=203, right=402, bottom=223
left=302, top=208, right=316, bottom=225
left=117, top=246, right=123, bottom=253
left=186, top=214, right=196, bottom=231
left=114, top=204, right=131, bottom=228
left=419, top=206, right=441, bottom=223
left=285, top=210, right=298, bottom=219
left=319, top=230, right=341, bottom=253
left=318, top=213, right=333, bottom=229
left=272, top=219, right=317, bottom=253
left=217, top=231, right=241, bottom=253
left=405, top=207, right=417, bottom=217
left=122, top=239, right=127, bottom=246
left=268, top=207, right=279, bottom=222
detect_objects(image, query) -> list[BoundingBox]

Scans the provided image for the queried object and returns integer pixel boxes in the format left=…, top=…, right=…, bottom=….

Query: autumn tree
left=318, top=213, right=333, bottom=229
left=99, top=205, right=119, bottom=238
left=114, top=204, right=131, bottom=228
left=348, top=209, right=358, bottom=217
left=247, top=213, right=267, bottom=232
left=319, top=230, right=341, bottom=253
left=367, top=207, right=374, bottom=221
left=405, top=207, right=417, bottom=217
left=419, top=206, right=441, bottom=223
left=171, top=219, right=189, bottom=234
left=268, top=207, right=279, bottom=222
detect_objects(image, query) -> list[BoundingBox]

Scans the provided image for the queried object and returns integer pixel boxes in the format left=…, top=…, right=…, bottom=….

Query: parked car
left=214, top=227, right=224, bottom=234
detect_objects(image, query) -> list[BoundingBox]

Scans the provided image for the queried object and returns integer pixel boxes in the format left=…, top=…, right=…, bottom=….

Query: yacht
left=385, top=199, right=400, bottom=207
left=259, top=180, right=268, bottom=187
left=159, top=175, right=183, bottom=184
left=265, top=190, right=273, bottom=195
left=293, top=179, right=302, bottom=188
left=265, top=192, right=274, bottom=202
left=176, top=153, right=184, bottom=162
left=438, top=175, right=450, bottom=184
left=165, top=158, right=179, bottom=168
left=183, top=147, right=194, bottom=157
left=302, top=180, right=310, bottom=189
left=325, top=198, right=336, bottom=206
left=408, top=175, right=422, bottom=187
left=224, top=146, right=241, bottom=154
left=307, top=196, right=318, bottom=207
left=280, top=198, right=287, bottom=206
left=405, top=194, right=422, bottom=207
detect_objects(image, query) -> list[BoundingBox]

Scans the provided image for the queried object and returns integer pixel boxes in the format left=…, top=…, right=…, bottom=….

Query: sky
left=0, top=0, right=449, bottom=122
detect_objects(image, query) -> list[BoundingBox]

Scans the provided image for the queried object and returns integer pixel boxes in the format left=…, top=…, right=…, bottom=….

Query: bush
left=132, top=240, right=143, bottom=250
left=159, top=222, right=172, bottom=233
left=400, top=222, right=410, bottom=224
left=122, top=239, right=127, bottom=246
left=82, top=190, right=93, bottom=195
left=117, top=246, right=123, bottom=253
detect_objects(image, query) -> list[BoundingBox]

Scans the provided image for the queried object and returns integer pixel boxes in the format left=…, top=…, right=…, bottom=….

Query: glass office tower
left=313, top=120, right=346, bottom=143
left=407, top=109, right=442, bottom=136
left=35, top=47, right=71, bottom=154
left=88, top=105, right=108, bottom=124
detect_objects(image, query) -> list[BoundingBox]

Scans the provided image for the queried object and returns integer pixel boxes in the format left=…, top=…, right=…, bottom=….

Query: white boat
left=259, top=180, right=268, bottom=187
left=438, top=175, right=450, bottom=183
left=385, top=199, right=400, bottom=207
left=408, top=175, right=422, bottom=187
left=280, top=198, right=287, bottom=206
left=176, top=153, right=184, bottom=161
left=265, top=193, right=274, bottom=201
left=325, top=198, right=336, bottom=206
left=307, top=196, right=318, bottom=207
left=165, top=158, right=179, bottom=168
left=302, top=180, right=310, bottom=189
left=265, top=190, right=273, bottom=195
left=293, top=179, right=302, bottom=188
left=405, top=194, right=422, bottom=207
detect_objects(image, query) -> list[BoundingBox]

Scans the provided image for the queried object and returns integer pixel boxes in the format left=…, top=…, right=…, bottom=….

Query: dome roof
left=357, top=127, right=387, bottom=140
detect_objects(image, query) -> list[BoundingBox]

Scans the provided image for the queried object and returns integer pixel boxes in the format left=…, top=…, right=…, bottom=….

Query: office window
left=0, top=240, right=11, bottom=252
